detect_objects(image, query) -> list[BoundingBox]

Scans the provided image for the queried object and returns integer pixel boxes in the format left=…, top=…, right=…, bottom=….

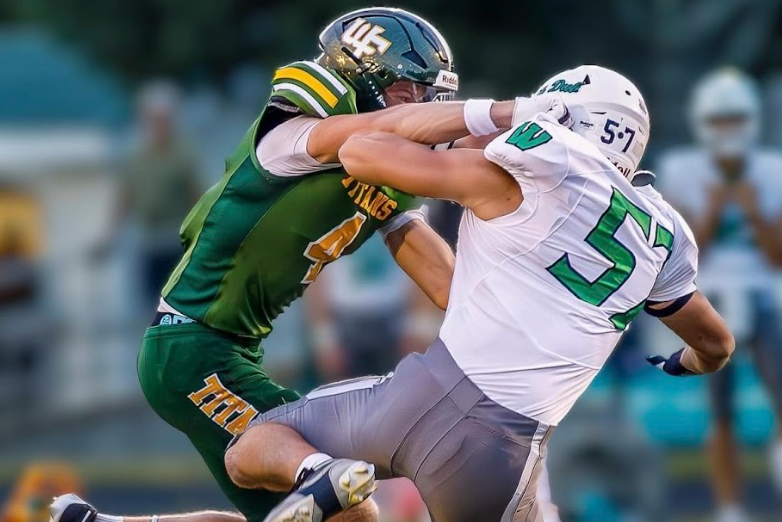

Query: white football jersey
left=440, top=112, right=699, bottom=426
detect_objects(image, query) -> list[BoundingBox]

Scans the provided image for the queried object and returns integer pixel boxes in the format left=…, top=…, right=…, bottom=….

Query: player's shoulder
left=270, top=60, right=357, bottom=118
left=485, top=112, right=604, bottom=177
left=635, top=182, right=696, bottom=246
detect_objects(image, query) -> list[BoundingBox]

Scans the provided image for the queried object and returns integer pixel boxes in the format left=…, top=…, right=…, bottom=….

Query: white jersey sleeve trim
left=377, top=209, right=425, bottom=240
left=256, top=115, right=340, bottom=177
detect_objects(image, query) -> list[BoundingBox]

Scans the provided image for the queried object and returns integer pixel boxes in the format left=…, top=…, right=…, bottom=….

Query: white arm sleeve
left=648, top=211, right=699, bottom=302
left=377, top=209, right=426, bottom=240
left=256, top=115, right=340, bottom=177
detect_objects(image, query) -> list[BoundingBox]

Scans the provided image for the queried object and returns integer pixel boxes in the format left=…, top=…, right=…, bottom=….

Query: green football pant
left=137, top=322, right=300, bottom=522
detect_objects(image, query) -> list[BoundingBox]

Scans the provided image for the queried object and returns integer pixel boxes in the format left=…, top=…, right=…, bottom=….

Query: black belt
left=152, top=311, right=196, bottom=326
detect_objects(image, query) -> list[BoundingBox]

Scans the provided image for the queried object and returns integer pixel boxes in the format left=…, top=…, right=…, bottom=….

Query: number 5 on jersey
left=547, top=187, right=673, bottom=329
left=302, top=212, right=367, bottom=284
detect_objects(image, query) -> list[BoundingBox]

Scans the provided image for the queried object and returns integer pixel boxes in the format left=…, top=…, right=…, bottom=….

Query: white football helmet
left=690, top=68, right=760, bottom=159
left=533, top=65, right=650, bottom=179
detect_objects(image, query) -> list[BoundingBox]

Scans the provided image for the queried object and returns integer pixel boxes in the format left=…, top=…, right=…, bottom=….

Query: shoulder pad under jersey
left=271, top=61, right=357, bottom=118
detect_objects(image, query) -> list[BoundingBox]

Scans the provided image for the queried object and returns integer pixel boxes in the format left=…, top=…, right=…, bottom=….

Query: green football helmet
left=318, top=7, right=458, bottom=112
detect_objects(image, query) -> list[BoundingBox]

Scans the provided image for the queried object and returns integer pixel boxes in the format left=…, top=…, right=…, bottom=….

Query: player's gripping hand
left=646, top=348, right=697, bottom=377
left=512, top=94, right=573, bottom=128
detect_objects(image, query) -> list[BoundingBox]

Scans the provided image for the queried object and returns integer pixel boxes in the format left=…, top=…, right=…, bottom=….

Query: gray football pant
left=248, top=340, right=553, bottom=522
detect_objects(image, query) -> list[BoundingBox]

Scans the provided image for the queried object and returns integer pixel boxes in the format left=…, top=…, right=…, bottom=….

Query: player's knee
left=224, top=434, right=258, bottom=489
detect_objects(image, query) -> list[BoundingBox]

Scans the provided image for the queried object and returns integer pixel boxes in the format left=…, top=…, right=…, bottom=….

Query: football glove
left=646, top=348, right=697, bottom=377
left=512, top=94, right=572, bottom=128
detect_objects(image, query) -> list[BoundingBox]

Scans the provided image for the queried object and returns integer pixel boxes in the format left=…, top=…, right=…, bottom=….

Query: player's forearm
left=386, top=220, right=454, bottom=310
left=681, top=341, right=734, bottom=374
left=656, top=292, right=735, bottom=375
left=370, top=100, right=515, bottom=146
left=676, top=317, right=735, bottom=374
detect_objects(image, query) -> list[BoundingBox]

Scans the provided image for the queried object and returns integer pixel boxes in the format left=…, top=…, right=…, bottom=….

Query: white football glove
left=512, top=94, right=573, bottom=129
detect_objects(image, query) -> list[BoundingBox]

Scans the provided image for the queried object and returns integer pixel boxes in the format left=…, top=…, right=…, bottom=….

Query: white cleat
left=263, top=459, right=376, bottom=522
left=50, top=494, right=98, bottom=522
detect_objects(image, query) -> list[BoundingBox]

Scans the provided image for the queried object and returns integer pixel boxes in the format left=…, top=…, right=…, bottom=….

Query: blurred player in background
left=658, top=67, right=782, bottom=522
left=119, top=81, right=203, bottom=306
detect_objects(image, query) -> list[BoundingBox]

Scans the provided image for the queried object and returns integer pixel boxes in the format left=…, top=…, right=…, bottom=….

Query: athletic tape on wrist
left=464, top=99, right=498, bottom=137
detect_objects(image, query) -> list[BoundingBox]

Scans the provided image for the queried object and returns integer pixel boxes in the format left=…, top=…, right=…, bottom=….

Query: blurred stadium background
left=1, top=1, right=782, bottom=521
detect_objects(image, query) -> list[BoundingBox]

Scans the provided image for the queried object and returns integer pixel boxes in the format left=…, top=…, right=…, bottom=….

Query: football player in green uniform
left=50, top=7, right=541, bottom=522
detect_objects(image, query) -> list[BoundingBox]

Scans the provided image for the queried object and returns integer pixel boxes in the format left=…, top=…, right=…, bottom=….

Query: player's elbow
left=337, top=134, right=366, bottom=172
left=431, top=268, right=452, bottom=310
left=434, top=287, right=449, bottom=311
left=338, top=133, right=388, bottom=178
left=694, top=329, right=735, bottom=372
left=713, top=330, right=736, bottom=361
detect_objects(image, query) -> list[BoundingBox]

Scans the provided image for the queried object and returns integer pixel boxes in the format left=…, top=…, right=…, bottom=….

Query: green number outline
left=547, top=187, right=674, bottom=330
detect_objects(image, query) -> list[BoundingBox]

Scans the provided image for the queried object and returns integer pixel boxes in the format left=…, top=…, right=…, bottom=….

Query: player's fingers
left=548, top=96, right=572, bottom=128
left=645, top=355, right=667, bottom=369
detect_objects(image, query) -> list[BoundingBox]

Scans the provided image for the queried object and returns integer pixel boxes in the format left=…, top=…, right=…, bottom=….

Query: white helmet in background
left=533, top=65, right=650, bottom=179
left=690, top=68, right=760, bottom=159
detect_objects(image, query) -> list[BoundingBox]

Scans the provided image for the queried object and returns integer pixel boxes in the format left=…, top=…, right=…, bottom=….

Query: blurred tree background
left=0, top=0, right=634, bottom=95
left=3, top=0, right=781, bottom=146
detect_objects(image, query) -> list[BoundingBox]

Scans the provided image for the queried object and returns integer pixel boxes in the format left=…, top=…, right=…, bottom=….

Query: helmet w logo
left=341, top=18, right=392, bottom=59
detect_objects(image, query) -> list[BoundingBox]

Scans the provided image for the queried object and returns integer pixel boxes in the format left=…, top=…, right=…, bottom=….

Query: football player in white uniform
left=226, top=66, right=735, bottom=522
left=658, top=68, right=782, bottom=522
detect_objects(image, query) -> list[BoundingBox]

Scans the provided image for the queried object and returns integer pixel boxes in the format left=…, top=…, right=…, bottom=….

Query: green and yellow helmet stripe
left=272, top=61, right=356, bottom=117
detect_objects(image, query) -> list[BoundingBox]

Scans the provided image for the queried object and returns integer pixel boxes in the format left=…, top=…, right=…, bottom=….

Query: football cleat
left=262, top=459, right=376, bottom=522
left=50, top=494, right=98, bottom=522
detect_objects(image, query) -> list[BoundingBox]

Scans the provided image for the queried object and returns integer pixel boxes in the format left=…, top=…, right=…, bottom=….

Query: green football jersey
left=162, top=61, right=416, bottom=339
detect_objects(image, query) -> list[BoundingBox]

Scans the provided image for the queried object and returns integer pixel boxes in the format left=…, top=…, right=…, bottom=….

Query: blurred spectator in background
left=0, top=463, right=80, bottom=522
left=0, top=184, right=46, bottom=420
left=114, top=80, right=202, bottom=306
left=658, top=67, right=782, bottom=522
left=305, top=224, right=444, bottom=382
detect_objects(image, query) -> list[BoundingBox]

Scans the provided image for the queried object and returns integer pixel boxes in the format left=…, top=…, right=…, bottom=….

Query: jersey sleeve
left=377, top=209, right=426, bottom=239
left=648, top=211, right=699, bottom=302
left=484, top=112, right=585, bottom=193
left=256, top=115, right=340, bottom=177
left=270, top=61, right=357, bottom=118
